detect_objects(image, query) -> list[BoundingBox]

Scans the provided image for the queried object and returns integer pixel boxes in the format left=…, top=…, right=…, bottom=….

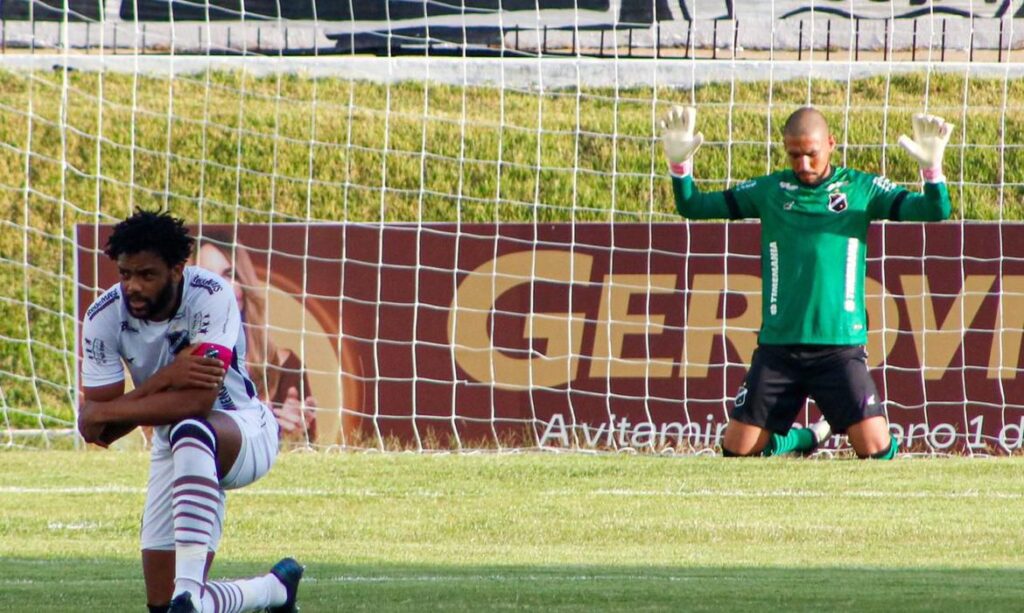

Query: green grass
left=2, top=451, right=1024, bottom=610
left=1, top=68, right=1023, bottom=431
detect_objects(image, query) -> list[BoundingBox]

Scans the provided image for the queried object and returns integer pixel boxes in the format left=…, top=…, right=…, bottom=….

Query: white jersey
left=81, top=266, right=263, bottom=415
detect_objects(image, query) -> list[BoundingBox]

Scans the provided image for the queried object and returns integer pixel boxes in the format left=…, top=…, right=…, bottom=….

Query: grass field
left=2, top=451, right=1024, bottom=611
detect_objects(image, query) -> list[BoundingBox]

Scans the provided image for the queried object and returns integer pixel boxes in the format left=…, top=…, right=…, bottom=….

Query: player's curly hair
left=105, top=209, right=194, bottom=266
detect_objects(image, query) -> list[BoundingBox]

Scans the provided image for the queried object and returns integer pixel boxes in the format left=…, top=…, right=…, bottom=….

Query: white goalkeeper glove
left=897, top=113, right=953, bottom=183
left=660, top=105, right=704, bottom=177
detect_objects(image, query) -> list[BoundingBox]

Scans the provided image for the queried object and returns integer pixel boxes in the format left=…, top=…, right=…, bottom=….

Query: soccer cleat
left=168, top=592, right=198, bottom=613
left=806, top=420, right=832, bottom=453
left=268, top=557, right=304, bottom=613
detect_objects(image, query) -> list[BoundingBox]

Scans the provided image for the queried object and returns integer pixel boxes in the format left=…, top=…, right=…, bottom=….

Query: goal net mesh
left=1, top=1, right=1022, bottom=453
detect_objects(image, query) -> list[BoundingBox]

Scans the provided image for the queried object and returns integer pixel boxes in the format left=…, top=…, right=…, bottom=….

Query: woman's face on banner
left=197, top=243, right=246, bottom=314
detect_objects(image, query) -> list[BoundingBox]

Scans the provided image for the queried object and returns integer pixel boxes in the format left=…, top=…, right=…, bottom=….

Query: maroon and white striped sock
left=169, top=418, right=221, bottom=609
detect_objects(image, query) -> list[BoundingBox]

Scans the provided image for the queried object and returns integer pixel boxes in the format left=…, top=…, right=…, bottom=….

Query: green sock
left=764, top=428, right=816, bottom=457
left=869, top=435, right=899, bottom=460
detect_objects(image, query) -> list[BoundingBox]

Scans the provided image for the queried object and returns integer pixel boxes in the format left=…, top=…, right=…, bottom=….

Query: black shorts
left=730, top=344, right=884, bottom=435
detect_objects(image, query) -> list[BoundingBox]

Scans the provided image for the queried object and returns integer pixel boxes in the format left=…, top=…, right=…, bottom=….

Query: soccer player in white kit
left=78, top=211, right=304, bottom=613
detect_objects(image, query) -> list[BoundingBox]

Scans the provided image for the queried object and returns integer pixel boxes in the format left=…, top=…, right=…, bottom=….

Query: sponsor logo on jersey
left=120, top=321, right=139, bottom=333
left=217, top=385, right=237, bottom=410
left=783, top=200, right=795, bottom=211
left=190, top=312, right=211, bottom=337
left=84, top=338, right=107, bottom=363
left=86, top=291, right=119, bottom=320
left=734, top=385, right=748, bottom=407
left=190, top=276, right=223, bottom=295
left=735, top=179, right=757, bottom=192
left=828, top=192, right=849, bottom=213
left=779, top=181, right=799, bottom=191
left=872, top=175, right=896, bottom=192
left=827, top=181, right=847, bottom=191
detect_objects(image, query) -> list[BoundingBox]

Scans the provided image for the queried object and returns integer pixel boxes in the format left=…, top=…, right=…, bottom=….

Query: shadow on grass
left=2, top=557, right=1024, bottom=612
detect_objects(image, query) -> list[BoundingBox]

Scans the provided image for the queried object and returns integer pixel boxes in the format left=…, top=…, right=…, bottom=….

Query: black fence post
left=656, top=21, right=660, bottom=58
left=969, top=16, right=975, bottom=62
left=712, top=19, right=718, bottom=59
left=826, top=19, right=831, bottom=61
left=854, top=18, right=859, bottom=61
left=941, top=18, right=946, bottom=62
left=912, top=19, right=917, bottom=61
left=685, top=19, right=692, bottom=59
left=733, top=19, right=739, bottom=59
left=798, top=20, right=803, bottom=61
left=999, top=18, right=1004, bottom=63
left=883, top=19, right=889, bottom=61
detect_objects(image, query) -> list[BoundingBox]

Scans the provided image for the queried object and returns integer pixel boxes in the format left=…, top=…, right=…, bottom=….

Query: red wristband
left=920, top=167, right=945, bottom=183
left=668, top=160, right=692, bottom=177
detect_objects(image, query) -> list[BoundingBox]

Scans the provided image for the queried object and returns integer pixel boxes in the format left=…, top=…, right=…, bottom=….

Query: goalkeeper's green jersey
left=672, top=167, right=951, bottom=346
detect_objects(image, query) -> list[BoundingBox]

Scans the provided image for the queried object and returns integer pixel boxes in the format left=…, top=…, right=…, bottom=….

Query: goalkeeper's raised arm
left=661, top=106, right=953, bottom=461
left=661, top=106, right=952, bottom=223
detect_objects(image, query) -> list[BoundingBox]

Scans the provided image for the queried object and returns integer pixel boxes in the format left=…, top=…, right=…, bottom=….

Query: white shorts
left=140, top=405, right=279, bottom=551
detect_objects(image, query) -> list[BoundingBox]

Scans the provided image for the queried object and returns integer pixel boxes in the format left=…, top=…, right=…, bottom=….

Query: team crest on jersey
left=828, top=192, right=848, bottom=213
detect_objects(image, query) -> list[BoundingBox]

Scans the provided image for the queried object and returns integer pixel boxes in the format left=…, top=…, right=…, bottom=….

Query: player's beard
left=127, top=278, right=176, bottom=321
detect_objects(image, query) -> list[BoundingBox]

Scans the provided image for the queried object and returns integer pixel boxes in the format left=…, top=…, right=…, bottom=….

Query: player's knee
left=863, top=434, right=898, bottom=460
left=868, top=435, right=898, bottom=460
left=721, top=446, right=761, bottom=458
left=169, top=418, right=218, bottom=455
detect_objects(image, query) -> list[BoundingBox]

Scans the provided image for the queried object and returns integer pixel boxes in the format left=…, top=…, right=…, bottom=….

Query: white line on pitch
left=316, top=574, right=705, bottom=584
left=588, top=488, right=1024, bottom=499
left=1, top=485, right=1021, bottom=500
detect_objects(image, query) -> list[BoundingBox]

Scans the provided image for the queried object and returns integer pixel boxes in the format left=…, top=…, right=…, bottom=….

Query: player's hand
left=897, top=113, right=953, bottom=181
left=77, top=399, right=106, bottom=445
left=660, top=105, right=704, bottom=176
left=272, top=386, right=316, bottom=440
left=164, top=343, right=226, bottom=390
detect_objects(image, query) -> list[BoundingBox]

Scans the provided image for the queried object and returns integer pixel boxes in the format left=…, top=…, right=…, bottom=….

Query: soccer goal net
left=1, top=1, right=1023, bottom=454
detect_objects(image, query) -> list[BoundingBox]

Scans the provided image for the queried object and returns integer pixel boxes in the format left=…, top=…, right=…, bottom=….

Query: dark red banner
left=77, top=223, right=1024, bottom=453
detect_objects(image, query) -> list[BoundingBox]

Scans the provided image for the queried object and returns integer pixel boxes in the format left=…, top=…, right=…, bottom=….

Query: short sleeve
left=81, top=293, right=125, bottom=388
left=187, top=274, right=242, bottom=363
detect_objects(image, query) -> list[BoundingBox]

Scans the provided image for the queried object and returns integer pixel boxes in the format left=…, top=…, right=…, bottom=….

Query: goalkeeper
left=662, top=106, right=952, bottom=459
